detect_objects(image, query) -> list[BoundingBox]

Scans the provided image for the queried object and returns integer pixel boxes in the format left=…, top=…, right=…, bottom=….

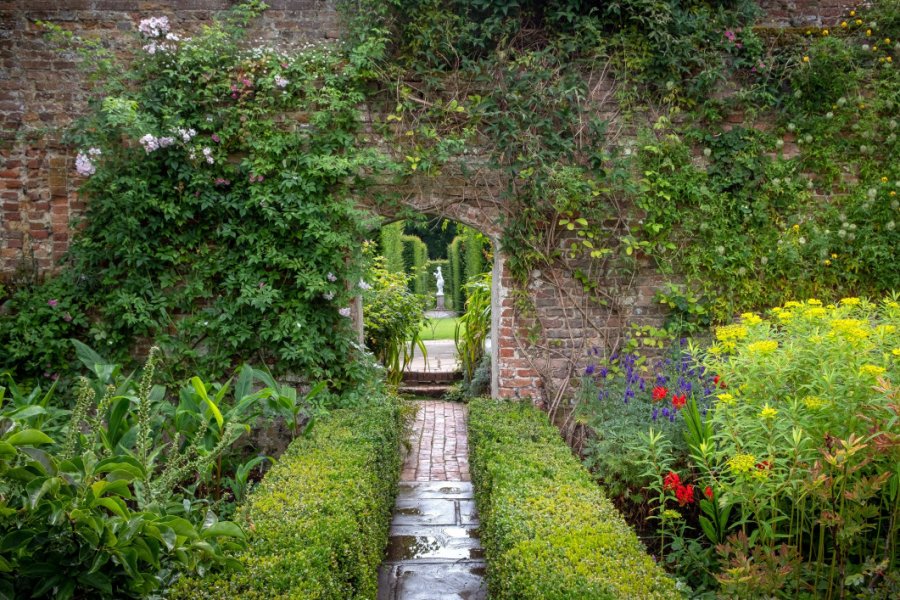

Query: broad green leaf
left=6, top=429, right=53, bottom=446
left=192, top=377, right=223, bottom=431
left=201, top=521, right=245, bottom=540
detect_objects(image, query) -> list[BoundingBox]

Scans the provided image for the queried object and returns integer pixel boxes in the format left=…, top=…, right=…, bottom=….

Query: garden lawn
left=419, top=317, right=460, bottom=341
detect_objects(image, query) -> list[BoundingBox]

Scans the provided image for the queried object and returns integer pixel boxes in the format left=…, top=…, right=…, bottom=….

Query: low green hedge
left=468, top=398, right=678, bottom=599
left=171, top=398, right=402, bottom=599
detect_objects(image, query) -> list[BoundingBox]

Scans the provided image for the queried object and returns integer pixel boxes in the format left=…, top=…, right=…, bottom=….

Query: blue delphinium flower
left=585, top=364, right=595, bottom=376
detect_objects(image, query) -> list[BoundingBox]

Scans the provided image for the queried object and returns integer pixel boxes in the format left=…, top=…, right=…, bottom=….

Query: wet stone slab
left=396, top=481, right=473, bottom=500
left=378, top=561, right=488, bottom=600
left=386, top=526, right=483, bottom=561
left=392, top=498, right=458, bottom=527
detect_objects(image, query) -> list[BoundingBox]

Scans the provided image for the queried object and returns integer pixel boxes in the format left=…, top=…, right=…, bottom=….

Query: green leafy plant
left=455, top=271, right=492, bottom=381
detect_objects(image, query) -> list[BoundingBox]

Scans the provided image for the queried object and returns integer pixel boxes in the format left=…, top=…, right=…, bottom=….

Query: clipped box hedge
left=171, top=398, right=402, bottom=599
left=468, top=398, right=677, bottom=599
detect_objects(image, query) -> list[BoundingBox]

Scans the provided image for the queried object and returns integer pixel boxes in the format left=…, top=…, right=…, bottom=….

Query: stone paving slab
left=378, top=561, right=488, bottom=600
left=396, top=481, right=473, bottom=500
left=393, top=498, right=458, bottom=527
left=385, top=526, right=484, bottom=561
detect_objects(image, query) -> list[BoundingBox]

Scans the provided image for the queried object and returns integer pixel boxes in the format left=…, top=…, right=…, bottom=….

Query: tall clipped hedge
left=448, top=236, right=464, bottom=311
left=171, top=398, right=402, bottom=599
left=401, top=234, right=429, bottom=296
left=468, top=399, right=677, bottom=599
left=379, top=221, right=406, bottom=274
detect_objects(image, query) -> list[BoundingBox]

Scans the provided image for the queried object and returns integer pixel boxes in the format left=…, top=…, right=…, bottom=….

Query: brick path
left=400, top=400, right=470, bottom=482
left=378, top=401, right=486, bottom=600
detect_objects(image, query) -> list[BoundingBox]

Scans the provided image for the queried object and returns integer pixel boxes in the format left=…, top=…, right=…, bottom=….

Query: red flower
left=663, top=471, right=681, bottom=491
left=704, top=486, right=713, bottom=500
left=672, top=393, right=687, bottom=409
left=652, top=386, right=669, bottom=401
left=756, top=460, right=772, bottom=471
left=713, top=374, right=727, bottom=389
left=675, top=483, right=695, bottom=506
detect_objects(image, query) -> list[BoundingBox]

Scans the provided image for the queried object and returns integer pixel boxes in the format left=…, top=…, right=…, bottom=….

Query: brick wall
left=0, top=0, right=851, bottom=401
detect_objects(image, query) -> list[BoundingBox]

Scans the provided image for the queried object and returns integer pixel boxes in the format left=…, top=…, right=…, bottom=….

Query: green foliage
left=468, top=398, right=678, bottom=599
left=379, top=221, right=407, bottom=274
left=455, top=272, right=492, bottom=381
left=400, top=234, right=430, bottom=297
left=1, top=2, right=394, bottom=386
left=0, top=349, right=254, bottom=599
left=447, top=235, right=464, bottom=311
left=171, top=396, right=403, bottom=599
left=362, top=257, right=427, bottom=385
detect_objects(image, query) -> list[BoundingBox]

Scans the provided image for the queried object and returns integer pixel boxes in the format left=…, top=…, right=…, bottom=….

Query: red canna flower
left=675, top=483, right=695, bottom=506
left=704, top=486, right=713, bottom=500
left=672, top=393, right=687, bottom=409
left=652, top=386, right=669, bottom=401
left=663, top=471, right=681, bottom=491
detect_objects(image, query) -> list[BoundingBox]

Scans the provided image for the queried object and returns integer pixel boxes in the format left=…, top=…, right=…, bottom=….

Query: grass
left=419, top=317, right=461, bottom=341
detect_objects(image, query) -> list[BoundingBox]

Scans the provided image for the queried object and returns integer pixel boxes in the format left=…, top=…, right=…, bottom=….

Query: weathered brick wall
left=0, top=0, right=851, bottom=402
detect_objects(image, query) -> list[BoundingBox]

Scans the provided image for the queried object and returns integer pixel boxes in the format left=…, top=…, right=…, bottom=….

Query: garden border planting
left=171, top=397, right=402, bottom=599
left=468, top=398, right=678, bottom=599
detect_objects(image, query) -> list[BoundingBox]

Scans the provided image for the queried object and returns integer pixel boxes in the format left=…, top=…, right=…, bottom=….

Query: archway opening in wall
left=364, top=214, right=499, bottom=399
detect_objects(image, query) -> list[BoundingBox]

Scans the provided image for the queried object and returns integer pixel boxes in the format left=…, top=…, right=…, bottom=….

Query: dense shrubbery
left=468, top=398, right=677, bottom=599
left=171, top=396, right=402, bottom=599
left=0, top=346, right=273, bottom=598
left=579, top=297, right=900, bottom=597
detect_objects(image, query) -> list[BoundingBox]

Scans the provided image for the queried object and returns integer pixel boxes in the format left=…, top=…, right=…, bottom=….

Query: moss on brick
left=468, top=398, right=678, bottom=599
left=170, top=397, right=402, bottom=599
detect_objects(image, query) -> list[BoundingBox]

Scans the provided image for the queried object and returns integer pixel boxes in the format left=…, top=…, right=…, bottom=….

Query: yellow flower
left=792, top=224, right=801, bottom=232
left=807, top=298, right=822, bottom=306
left=850, top=10, right=855, bottom=16
left=824, top=259, right=831, bottom=266
left=740, top=312, right=762, bottom=325
left=717, top=393, right=735, bottom=405
left=831, top=253, right=838, bottom=259
left=804, top=396, right=826, bottom=409
left=753, top=469, right=771, bottom=480
left=886, top=38, right=892, bottom=44
left=728, top=454, right=756, bottom=475
left=662, top=509, right=683, bottom=521
left=716, top=324, right=748, bottom=343
left=759, top=404, right=778, bottom=419
left=784, top=301, right=802, bottom=308
left=889, top=57, right=894, bottom=63
left=802, top=55, right=810, bottom=63
left=841, top=21, right=848, bottom=28
left=747, top=340, right=779, bottom=354
left=888, top=301, right=900, bottom=309
left=875, top=325, right=897, bottom=335
left=882, top=177, right=889, bottom=183
left=804, top=307, right=827, bottom=318
left=867, top=29, right=872, bottom=36
left=892, top=191, right=898, bottom=196
left=840, top=297, right=861, bottom=305
left=822, top=29, right=829, bottom=36
left=892, top=348, right=900, bottom=357
left=856, top=19, right=862, bottom=25
left=859, top=364, right=886, bottom=377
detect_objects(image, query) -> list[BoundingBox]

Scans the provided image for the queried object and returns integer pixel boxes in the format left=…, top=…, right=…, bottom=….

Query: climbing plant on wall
left=0, top=1, right=396, bottom=385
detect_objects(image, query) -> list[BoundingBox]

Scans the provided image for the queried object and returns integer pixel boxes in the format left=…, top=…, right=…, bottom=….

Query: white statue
left=434, top=266, right=444, bottom=296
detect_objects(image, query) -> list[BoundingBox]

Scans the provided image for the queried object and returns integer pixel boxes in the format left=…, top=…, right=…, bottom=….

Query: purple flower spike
left=585, top=364, right=595, bottom=376
left=599, top=366, right=608, bottom=379
left=652, top=408, right=659, bottom=421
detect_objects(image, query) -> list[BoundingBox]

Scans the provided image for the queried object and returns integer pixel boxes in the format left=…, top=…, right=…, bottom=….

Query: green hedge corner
left=171, top=398, right=402, bottom=599
left=468, top=398, right=679, bottom=599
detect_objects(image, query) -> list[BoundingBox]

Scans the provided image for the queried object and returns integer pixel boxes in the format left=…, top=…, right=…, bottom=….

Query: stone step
left=398, top=384, right=452, bottom=398
left=402, top=371, right=463, bottom=384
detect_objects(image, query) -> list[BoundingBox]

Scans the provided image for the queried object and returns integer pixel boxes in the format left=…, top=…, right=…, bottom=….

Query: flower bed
left=468, top=398, right=677, bottom=599
left=171, top=397, right=402, bottom=599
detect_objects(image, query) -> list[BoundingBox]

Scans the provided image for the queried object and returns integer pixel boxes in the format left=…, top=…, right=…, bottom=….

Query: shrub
left=171, top=396, right=402, bottom=599
left=0, top=348, right=252, bottom=599
left=468, top=398, right=678, bottom=599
